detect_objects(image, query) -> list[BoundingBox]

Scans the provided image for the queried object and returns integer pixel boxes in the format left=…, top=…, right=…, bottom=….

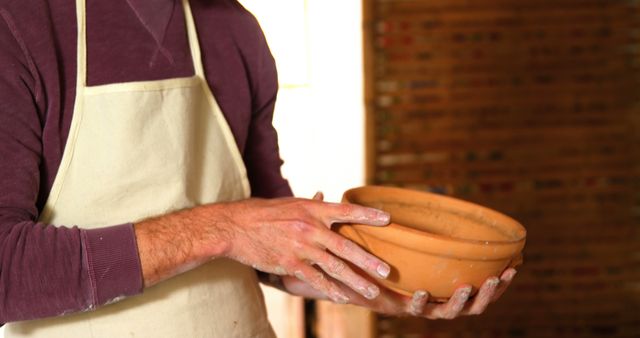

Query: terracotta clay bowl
left=335, top=186, right=526, bottom=302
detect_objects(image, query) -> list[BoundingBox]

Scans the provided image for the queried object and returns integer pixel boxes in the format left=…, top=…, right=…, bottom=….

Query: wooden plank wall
left=363, top=0, right=640, bottom=337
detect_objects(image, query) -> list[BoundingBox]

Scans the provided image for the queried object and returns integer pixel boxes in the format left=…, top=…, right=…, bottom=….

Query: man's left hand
left=281, top=268, right=517, bottom=319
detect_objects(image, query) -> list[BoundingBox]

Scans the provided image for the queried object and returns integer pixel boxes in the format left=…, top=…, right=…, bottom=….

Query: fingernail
left=460, top=287, right=472, bottom=298
left=507, top=269, right=518, bottom=281
left=377, top=211, right=391, bottom=223
left=334, top=293, right=349, bottom=304
left=487, top=277, right=500, bottom=288
left=409, top=291, right=428, bottom=315
left=412, top=290, right=428, bottom=302
left=366, top=285, right=380, bottom=299
left=377, top=264, right=391, bottom=278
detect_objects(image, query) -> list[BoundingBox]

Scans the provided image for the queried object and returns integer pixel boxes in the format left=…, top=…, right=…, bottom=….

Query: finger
left=307, top=248, right=381, bottom=300
left=281, top=275, right=328, bottom=300
left=330, top=277, right=407, bottom=316
left=406, top=290, right=429, bottom=316
left=491, top=268, right=517, bottom=302
left=316, top=230, right=391, bottom=279
left=464, top=277, right=499, bottom=315
left=292, top=263, right=349, bottom=304
left=425, top=286, right=472, bottom=320
left=313, top=202, right=390, bottom=227
left=312, top=191, right=324, bottom=201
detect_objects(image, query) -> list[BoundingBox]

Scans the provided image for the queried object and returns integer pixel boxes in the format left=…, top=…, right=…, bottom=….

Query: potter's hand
left=346, top=268, right=517, bottom=318
left=135, top=192, right=390, bottom=297
left=281, top=268, right=516, bottom=319
left=222, top=193, right=391, bottom=304
left=410, top=268, right=516, bottom=319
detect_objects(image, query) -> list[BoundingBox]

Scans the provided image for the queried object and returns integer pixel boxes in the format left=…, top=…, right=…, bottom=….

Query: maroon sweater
left=0, top=0, right=291, bottom=323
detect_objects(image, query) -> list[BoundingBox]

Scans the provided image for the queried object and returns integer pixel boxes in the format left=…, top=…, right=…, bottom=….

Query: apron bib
left=6, top=0, right=275, bottom=337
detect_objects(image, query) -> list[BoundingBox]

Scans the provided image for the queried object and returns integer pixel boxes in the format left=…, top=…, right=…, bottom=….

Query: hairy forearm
left=134, top=204, right=232, bottom=287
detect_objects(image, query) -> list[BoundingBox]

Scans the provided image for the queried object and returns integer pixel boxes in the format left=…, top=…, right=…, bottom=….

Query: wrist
left=186, top=203, right=234, bottom=260
left=133, top=203, right=234, bottom=287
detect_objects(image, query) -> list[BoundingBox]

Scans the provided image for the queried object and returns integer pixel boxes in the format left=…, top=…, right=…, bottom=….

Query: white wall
left=242, top=0, right=366, bottom=202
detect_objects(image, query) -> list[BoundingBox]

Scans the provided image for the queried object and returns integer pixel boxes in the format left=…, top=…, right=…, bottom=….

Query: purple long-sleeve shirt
left=0, top=0, right=292, bottom=323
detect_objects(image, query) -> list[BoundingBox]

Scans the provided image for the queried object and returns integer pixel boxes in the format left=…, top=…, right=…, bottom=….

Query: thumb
left=312, top=191, right=325, bottom=201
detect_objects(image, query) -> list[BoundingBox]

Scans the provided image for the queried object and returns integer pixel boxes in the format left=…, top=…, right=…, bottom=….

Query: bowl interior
left=346, top=187, right=525, bottom=243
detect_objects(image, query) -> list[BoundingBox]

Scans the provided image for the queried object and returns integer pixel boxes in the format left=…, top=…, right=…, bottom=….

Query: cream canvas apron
left=6, top=0, right=275, bottom=337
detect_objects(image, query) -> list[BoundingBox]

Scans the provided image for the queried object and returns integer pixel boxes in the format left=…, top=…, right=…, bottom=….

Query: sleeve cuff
left=81, top=223, right=143, bottom=306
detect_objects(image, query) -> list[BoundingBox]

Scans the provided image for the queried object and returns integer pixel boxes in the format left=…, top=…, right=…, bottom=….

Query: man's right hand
left=134, top=196, right=392, bottom=304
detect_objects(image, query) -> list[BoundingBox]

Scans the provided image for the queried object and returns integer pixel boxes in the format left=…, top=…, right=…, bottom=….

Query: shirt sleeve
left=241, top=11, right=293, bottom=199
left=0, top=9, right=143, bottom=324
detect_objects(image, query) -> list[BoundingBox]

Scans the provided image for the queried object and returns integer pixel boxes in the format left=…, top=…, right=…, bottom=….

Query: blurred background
left=239, top=0, right=640, bottom=338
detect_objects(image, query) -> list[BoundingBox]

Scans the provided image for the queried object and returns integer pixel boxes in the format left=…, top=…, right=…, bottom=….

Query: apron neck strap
left=182, top=0, right=206, bottom=79
left=74, top=0, right=206, bottom=89
left=75, top=0, right=88, bottom=88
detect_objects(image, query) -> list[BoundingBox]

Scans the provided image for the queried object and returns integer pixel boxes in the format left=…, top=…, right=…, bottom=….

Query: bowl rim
left=343, top=185, right=527, bottom=246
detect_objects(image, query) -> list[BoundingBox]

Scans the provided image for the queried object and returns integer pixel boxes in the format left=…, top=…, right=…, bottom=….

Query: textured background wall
left=365, top=0, right=640, bottom=337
